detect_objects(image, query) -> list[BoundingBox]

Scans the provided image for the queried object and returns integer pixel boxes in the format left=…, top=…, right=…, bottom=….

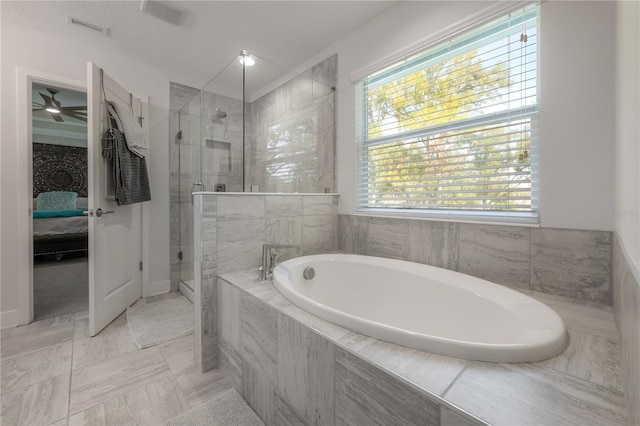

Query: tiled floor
left=0, top=298, right=233, bottom=426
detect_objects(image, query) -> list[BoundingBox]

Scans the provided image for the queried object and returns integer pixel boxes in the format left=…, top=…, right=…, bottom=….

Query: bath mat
left=126, top=294, right=194, bottom=349
left=165, top=388, right=264, bottom=426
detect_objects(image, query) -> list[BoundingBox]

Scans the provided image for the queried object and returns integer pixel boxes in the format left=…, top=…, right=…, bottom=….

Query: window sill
left=354, top=208, right=540, bottom=228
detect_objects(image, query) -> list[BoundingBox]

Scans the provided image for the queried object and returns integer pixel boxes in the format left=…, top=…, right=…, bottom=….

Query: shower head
left=216, top=108, right=227, bottom=119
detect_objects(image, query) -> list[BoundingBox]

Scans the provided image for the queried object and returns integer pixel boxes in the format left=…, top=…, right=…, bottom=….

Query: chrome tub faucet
left=258, top=244, right=297, bottom=281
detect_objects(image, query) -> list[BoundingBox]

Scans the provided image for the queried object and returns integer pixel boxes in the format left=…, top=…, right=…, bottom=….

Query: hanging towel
left=102, top=127, right=151, bottom=205
left=111, top=100, right=149, bottom=158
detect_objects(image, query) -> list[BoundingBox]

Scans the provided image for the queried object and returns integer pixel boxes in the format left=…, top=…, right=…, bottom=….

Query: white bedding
left=33, top=215, right=88, bottom=237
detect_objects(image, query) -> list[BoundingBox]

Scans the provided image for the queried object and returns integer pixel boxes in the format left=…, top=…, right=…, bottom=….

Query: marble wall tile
left=242, top=359, right=275, bottom=426
left=409, top=220, right=459, bottom=270
left=334, top=348, right=440, bottom=426
left=202, top=276, right=217, bottom=336
left=337, top=214, right=368, bottom=255
left=444, top=361, right=626, bottom=426
left=459, top=224, right=530, bottom=289
left=266, top=196, right=303, bottom=217
left=219, top=338, right=242, bottom=394
left=303, top=195, right=333, bottom=216
left=266, top=217, right=303, bottom=248
left=241, top=293, right=278, bottom=384
left=290, top=70, right=313, bottom=111
left=277, top=314, right=335, bottom=425
left=218, top=278, right=242, bottom=353
left=217, top=196, right=265, bottom=221
left=273, top=391, right=309, bottom=426
left=302, top=214, right=334, bottom=254
left=367, top=216, right=410, bottom=260
left=1, top=342, right=72, bottom=394
left=217, top=219, right=265, bottom=274
left=68, top=376, right=189, bottom=426
left=612, top=235, right=640, bottom=425
left=312, top=55, right=338, bottom=87
left=200, top=331, right=219, bottom=372
left=0, top=372, right=70, bottom=426
left=531, top=228, right=612, bottom=304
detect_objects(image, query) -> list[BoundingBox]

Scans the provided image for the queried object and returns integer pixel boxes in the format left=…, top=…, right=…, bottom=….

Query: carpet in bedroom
left=34, top=259, right=88, bottom=320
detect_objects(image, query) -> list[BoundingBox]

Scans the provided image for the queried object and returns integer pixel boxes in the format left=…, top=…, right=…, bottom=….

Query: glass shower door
left=178, top=90, right=203, bottom=295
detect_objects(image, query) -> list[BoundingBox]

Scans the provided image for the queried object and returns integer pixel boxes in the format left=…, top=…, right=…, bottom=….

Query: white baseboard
left=1, top=309, right=23, bottom=329
left=143, top=279, right=171, bottom=298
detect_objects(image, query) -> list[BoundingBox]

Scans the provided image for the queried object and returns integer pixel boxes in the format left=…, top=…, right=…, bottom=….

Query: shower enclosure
left=169, top=53, right=337, bottom=298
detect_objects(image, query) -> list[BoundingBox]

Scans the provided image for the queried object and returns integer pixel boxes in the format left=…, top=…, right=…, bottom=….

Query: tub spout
left=258, top=244, right=297, bottom=281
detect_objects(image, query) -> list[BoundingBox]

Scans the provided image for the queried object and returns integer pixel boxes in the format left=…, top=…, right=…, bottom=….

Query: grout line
left=440, top=363, right=469, bottom=398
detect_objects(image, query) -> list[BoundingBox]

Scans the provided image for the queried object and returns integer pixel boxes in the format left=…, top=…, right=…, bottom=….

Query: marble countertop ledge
left=218, top=268, right=627, bottom=426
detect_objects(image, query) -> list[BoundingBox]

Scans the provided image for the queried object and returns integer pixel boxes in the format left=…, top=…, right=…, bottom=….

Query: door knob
left=95, top=208, right=115, bottom=217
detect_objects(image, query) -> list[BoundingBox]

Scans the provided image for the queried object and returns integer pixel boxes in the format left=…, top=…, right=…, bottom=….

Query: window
left=356, top=5, right=539, bottom=223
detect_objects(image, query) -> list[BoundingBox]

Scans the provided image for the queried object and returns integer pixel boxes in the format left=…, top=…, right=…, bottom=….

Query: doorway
left=31, top=82, right=89, bottom=320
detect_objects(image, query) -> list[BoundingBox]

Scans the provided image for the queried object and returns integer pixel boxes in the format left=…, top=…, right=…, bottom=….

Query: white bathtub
left=272, top=254, right=567, bottom=363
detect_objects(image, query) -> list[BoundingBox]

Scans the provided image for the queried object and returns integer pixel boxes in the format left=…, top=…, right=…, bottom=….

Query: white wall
left=615, top=0, right=640, bottom=277
left=1, top=21, right=204, bottom=323
left=332, top=1, right=616, bottom=232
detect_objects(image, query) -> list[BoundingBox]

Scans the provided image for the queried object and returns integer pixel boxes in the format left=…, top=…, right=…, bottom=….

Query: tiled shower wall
left=170, top=55, right=337, bottom=290
left=193, top=193, right=338, bottom=371
left=612, top=235, right=640, bottom=424
left=248, top=55, right=336, bottom=193
left=338, top=214, right=613, bottom=304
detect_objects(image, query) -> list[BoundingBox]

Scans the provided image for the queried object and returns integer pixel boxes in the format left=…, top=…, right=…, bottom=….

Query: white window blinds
left=355, top=4, right=539, bottom=223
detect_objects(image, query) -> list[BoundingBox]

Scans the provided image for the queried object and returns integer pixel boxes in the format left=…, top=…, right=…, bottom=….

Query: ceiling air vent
left=65, top=14, right=110, bottom=36
left=140, top=0, right=186, bottom=26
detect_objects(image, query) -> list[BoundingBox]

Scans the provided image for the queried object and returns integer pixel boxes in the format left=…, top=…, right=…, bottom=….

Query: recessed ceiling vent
left=140, top=0, right=186, bottom=26
left=65, top=14, right=110, bottom=36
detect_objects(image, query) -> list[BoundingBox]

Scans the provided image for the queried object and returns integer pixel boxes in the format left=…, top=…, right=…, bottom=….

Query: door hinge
left=139, top=261, right=143, bottom=271
left=178, top=251, right=183, bottom=261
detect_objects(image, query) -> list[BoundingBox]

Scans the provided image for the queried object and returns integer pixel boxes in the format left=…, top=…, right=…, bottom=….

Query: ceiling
left=4, top=1, right=396, bottom=98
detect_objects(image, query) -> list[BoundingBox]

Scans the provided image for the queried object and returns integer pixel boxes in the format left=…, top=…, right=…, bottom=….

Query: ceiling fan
left=32, top=88, right=87, bottom=122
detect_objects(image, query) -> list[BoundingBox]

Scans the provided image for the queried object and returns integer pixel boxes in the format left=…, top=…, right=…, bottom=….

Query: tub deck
left=219, top=268, right=626, bottom=426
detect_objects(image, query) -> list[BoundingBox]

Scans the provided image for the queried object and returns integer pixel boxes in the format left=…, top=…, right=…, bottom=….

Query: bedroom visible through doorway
left=31, top=82, right=89, bottom=320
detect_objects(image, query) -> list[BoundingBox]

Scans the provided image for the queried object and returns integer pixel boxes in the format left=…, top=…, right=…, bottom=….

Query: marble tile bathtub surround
left=612, top=234, right=640, bottom=425
left=338, top=214, right=613, bottom=304
left=217, top=268, right=627, bottom=426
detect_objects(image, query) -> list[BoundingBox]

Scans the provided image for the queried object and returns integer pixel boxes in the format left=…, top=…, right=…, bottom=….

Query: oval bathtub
left=272, top=254, right=567, bottom=363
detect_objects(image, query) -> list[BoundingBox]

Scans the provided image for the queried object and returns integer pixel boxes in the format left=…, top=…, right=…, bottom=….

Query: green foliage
left=364, top=49, right=532, bottom=211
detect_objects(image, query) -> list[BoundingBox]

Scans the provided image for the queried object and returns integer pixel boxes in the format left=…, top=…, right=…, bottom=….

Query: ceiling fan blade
left=50, top=112, right=64, bottom=122
left=39, top=93, right=53, bottom=104
left=62, top=111, right=87, bottom=122
left=59, top=106, right=87, bottom=112
left=33, top=107, right=46, bottom=111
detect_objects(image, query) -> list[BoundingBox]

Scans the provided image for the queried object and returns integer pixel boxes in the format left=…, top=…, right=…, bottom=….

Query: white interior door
left=87, top=63, right=144, bottom=336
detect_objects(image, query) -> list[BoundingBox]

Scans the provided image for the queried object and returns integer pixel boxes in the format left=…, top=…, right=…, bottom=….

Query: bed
left=33, top=195, right=88, bottom=258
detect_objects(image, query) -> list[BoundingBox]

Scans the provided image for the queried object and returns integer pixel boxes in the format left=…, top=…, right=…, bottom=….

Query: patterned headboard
left=33, top=143, right=88, bottom=197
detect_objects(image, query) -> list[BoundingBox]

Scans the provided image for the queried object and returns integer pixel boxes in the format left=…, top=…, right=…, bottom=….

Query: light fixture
left=238, top=50, right=255, bottom=66
left=45, top=89, right=61, bottom=114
